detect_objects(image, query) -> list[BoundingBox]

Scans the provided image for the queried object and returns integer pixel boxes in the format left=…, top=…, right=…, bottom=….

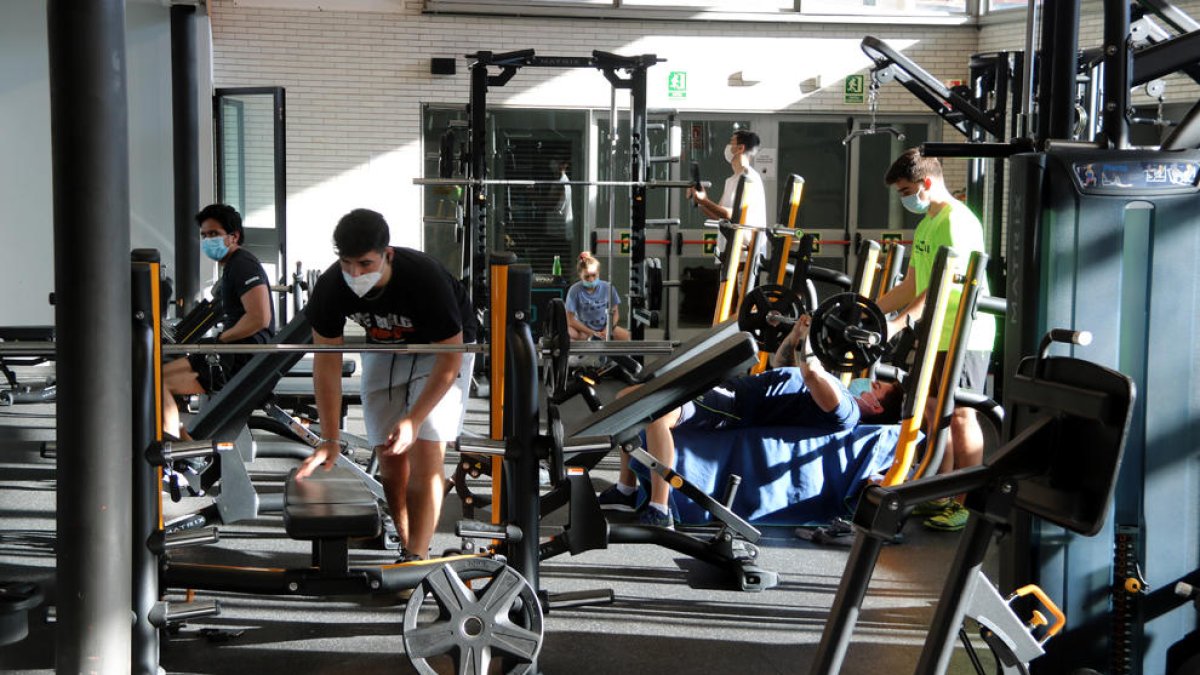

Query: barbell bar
left=0, top=340, right=679, bottom=358
left=763, top=310, right=881, bottom=347
left=414, top=177, right=710, bottom=189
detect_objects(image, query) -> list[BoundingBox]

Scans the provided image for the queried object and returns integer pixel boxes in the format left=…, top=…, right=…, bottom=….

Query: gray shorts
left=932, top=350, right=990, bottom=394
left=360, top=350, right=474, bottom=447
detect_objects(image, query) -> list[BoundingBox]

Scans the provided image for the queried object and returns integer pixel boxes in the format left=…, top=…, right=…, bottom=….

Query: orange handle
left=1009, top=584, right=1066, bottom=642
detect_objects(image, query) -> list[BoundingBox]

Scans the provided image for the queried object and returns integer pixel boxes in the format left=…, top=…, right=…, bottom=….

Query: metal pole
left=274, top=88, right=288, bottom=320
left=469, top=61, right=489, bottom=317
left=809, top=533, right=887, bottom=674
left=1042, top=0, right=1081, bottom=140
left=629, top=67, right=649, bottom=342
left=915, top=517, right=999, bottom=674
left=503, top=265, right=541, bottom=597
left=1019, top=0, right=1042, bottom=138
left=131, top=254, right=162, bottom=674
left=606, top=87, right=618, bottom=339
left=48, top=0, right=133, bottom=671
left=171, top=5, right=200, bottom=315
left=1103, top=0, right=1132, bottom=149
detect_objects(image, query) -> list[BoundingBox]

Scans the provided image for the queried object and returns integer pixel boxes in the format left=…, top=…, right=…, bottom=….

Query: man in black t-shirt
left=163, top=204, right=276, bottom=439
left=296, top=208, right=477, bottom=561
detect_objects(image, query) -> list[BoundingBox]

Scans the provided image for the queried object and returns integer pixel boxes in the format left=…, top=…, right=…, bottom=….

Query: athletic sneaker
left=924, top=501, right=969, bottom=532
left=596, top=484, right=639, bottom=512
left=635, top=506, right=674, bottom=530
left=911, top=498, right=952, bottom=518
left=396, top=551, right=425, bottom=564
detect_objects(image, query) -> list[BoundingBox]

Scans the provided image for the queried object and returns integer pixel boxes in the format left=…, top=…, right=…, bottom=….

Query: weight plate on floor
left=403, top=557, right=544, bottom=675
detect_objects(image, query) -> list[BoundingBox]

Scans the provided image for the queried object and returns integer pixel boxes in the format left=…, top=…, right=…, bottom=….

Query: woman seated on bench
left=597, top=316, right=903, bottom=528
left=565, top=252, right=629, bottom=341
left=162, top=204, right=276, bottom=439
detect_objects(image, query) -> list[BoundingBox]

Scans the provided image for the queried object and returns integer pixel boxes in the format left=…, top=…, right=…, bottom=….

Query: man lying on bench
left=598, top=315, right=903, bottom=528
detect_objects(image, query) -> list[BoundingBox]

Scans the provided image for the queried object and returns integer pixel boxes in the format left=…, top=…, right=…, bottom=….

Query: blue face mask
left=900, top=191, right=930, bottom=215
left=847, top=378, right=873, bottom=397
left=580, top=279, right=598, bottom=290
left=202, top=237, right=229, bottom=261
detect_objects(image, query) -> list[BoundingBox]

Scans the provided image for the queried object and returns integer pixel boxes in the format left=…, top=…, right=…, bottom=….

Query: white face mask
left=343, top=270, right=382, bottom=298
left=724, top=143, right=736, bottom=164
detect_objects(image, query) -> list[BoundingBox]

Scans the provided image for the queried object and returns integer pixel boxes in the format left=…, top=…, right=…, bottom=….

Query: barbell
left=737, top=284, right=888, bottom=371
left=414, top=177, right=710, bottom=189
left=0, top=340, right=676, bottom=358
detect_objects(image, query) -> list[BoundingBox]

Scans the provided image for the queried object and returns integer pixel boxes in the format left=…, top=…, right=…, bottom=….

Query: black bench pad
left=284, top=358, right=356, bottom=378
left=0, top=326, right=54, bottom=342
left=567, top=332, right=758, bottom=444
left=283, top=467, right=382, bottom=540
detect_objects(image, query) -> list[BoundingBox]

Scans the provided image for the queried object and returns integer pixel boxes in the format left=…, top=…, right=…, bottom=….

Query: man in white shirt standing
left=687, top=129, right=769, bottom=273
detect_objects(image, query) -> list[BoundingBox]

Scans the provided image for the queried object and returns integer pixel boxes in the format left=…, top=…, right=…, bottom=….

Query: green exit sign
left=845, top=74, right=865, bottom=104
left=668, top=71, right=687, bottom=99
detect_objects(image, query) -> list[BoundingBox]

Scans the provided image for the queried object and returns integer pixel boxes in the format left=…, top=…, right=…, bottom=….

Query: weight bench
left=0, top=326, right=56, bottom=406
left=630, top=317, right=741, bottom=384
left=536, top=331, right=780, bottom=590
left=283, top=467, right=382, bottom=575
left=171, top=313, right=385, bottom=536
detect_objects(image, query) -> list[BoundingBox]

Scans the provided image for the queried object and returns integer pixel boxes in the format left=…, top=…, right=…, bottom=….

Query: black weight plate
left=809, top=292, right=887, bottom=371
left=542, top=298, right=570, bottom=397
left=737, top=284, right=805, bottom=354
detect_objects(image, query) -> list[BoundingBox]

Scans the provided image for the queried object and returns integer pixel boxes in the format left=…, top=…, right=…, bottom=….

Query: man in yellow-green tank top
left=877, top=148, right=997, bottom=533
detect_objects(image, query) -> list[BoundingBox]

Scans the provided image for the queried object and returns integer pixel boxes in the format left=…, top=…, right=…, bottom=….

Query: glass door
left=213, top=87, right=288, bottom=319
left=778, top=117, right=853, bottom=299
left=847, top=118, right=933, bottom=279
left=671, top=117, right=755, bottom=329
left=594, top=110, right=683, bottom=335
left=779, top=116, right=937, bottom=296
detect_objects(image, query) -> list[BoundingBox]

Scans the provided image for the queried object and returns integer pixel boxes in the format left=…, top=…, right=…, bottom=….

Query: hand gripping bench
left=283, top=467, right=382, bottom=575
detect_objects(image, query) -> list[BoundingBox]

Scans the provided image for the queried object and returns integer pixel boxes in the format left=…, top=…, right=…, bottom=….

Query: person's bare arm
left=383, top=332, right=464, bottom=455
left=296, top=330, right=346, bottom=477
left=403, top=335, right=462, bottom=429
left=688, top=186, right=731, bottom=221
left=770, top=315, right=845, bottom=413
left=218, top=284, right=272, bottom=342
left=876, top=269, right=924, bottom=337
left=566, top=311, right=598, bottom=338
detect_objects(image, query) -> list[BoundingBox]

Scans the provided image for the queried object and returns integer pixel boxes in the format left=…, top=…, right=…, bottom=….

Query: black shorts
left=931, top=350, right=990, bottom=394
left=185, top=339, right=256, bottom=393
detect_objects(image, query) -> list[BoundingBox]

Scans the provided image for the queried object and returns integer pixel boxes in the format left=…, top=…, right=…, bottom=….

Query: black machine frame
left=461, top=49, right=664, bottom=342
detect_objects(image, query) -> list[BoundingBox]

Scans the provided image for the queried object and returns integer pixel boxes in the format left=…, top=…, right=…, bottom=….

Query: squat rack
left=460, top=49, right=664, bottom=342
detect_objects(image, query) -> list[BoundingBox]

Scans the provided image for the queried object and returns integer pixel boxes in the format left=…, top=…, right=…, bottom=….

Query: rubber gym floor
left=0, top=363, right=1001, bottom=674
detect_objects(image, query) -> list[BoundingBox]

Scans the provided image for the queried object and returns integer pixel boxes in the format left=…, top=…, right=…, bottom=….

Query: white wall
left=0, top=2, right=54, bottom=326
left=208, top=0, right=986, bottom=273
left=0, top=1, right=178, bottom=326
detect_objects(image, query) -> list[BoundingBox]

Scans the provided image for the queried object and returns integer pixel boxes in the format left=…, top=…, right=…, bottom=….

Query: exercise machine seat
left=567, top=332, right=758, bottom=443
left=283, top=467, right=382, bottom=540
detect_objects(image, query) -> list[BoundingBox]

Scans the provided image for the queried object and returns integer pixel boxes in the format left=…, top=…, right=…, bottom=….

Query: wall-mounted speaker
left=430, top=58, right=456, bottom=76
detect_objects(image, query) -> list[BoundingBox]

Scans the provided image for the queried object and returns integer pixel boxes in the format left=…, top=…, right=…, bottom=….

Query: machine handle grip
left=1009, top=584, right=1066, bottom=642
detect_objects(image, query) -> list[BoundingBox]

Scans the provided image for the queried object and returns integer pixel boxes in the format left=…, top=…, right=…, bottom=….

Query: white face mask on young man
left=343, top=270, right=382, bottom=298
left=724, top=143, right=736, bottom=164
